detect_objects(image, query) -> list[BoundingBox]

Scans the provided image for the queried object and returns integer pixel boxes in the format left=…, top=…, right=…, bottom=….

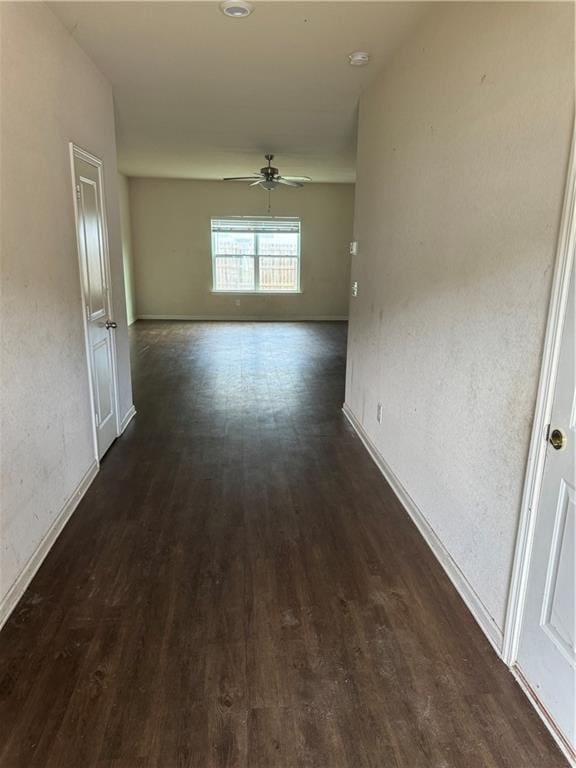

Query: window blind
left=211, top=217, right=300, bottom=235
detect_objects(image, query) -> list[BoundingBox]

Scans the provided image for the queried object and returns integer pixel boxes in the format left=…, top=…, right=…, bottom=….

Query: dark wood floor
left=0, top=321, right=567, bottom=767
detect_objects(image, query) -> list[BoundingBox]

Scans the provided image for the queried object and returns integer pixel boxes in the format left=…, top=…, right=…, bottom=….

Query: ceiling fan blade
left=250, top=180, right=263, bottom=187
left=281, top=175, right=312, bottom=182
left=276, top=178, right=303, bottom=187
left=223, top=176, right=262, bottom=181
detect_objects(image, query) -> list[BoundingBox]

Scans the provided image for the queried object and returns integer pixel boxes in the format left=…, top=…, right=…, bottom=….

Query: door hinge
left=75, top=185, right=81, bottom=199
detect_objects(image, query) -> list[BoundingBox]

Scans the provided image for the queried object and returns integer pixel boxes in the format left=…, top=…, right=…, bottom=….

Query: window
left=211, top=217, right=301, bottom=293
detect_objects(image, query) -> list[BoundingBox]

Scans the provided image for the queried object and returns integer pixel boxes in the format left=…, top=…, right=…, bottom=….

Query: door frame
left=502, top=122, right=575, bottom=756
left=69, top=142, right=121, bottom=463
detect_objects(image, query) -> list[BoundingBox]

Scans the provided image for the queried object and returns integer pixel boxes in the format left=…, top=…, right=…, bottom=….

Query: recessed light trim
left=220, top=0, right=253, bottom=18
left=348, top=51, right=370, bottom=67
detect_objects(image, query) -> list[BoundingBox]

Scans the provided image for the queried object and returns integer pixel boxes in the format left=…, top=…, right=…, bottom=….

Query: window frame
left=210, top=216, right=302, bottom=294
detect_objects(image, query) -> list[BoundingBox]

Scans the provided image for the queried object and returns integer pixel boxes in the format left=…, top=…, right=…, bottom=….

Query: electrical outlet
left=352, top=281, right=358, bottom=297
left=235, top=299, right=241, bottom=307
left=376, top=402, right=383, bottom=424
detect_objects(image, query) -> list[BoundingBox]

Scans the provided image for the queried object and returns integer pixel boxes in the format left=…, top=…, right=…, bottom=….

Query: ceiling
left=50, top=2, right=426, bottom=182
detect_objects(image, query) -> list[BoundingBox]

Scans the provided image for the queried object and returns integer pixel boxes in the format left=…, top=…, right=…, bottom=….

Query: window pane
left=214, top=231, right=255, bottom=255
left=258, top=233, right=299, bottom=256
left=214, top=256, right=255, bottom=291
left=211, top=219, right=300, bottom=293
left=259, top=257, right=299, bottom=292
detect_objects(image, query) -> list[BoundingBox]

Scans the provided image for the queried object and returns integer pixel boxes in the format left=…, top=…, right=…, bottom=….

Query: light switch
left=350, top=241, right=358, bottom=256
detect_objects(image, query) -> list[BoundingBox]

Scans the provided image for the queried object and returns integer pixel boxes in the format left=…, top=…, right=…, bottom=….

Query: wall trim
left=342, top=403, right=503, bottom=655
left=502, top=123, right=576, bottom=667
left=137, top=314, right=348, bottom=322
left=119, top=404, right=137, bottom=434
left=0, top=460, right=99, bottom=631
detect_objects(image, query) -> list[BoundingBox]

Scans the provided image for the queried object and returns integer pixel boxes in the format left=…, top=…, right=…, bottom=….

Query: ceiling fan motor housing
left=262, top=165, right=278, bottom=179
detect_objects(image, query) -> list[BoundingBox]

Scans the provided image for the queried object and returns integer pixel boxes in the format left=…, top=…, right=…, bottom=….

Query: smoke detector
left=348, top=51, right=370, bottom=67
left=220, top=0, right=253, bottom=18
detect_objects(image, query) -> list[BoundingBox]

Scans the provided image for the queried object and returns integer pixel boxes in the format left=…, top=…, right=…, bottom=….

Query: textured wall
left=345, top=2, right=574, bottom=634
left=0, top=3, right=133, bottom=612
left=129, top=179, right=354, bottom=319
left=119, top=174, right=137, bottom=325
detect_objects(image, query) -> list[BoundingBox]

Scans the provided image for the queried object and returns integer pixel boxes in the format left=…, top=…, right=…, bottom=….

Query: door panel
left=93, top=337, right=114, bottom=429
left=79, top=177, right=106, bottom=318
left=517, top=264, right=575, bottom=753
left=541, top=478, right=574, bottom=658
left=72, top=148, right=118, bottom=459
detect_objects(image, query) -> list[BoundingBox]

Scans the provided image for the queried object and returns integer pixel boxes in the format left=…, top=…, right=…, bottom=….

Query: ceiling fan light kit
left=220, top=0, right=253, bottom=19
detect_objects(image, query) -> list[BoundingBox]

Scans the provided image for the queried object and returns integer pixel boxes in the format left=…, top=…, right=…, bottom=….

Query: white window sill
left=211, top=290, right=303, bottom=295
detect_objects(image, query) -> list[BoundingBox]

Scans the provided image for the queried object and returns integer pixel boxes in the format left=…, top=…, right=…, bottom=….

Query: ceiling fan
left=224, top=154, right=311, bottom=190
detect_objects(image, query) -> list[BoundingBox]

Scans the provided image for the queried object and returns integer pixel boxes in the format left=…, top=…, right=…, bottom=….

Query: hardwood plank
left=0, top=321, right=567, bottom=767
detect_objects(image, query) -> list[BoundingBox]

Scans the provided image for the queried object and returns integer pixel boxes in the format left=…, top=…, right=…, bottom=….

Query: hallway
left=0, top=322, right=566, bottom=767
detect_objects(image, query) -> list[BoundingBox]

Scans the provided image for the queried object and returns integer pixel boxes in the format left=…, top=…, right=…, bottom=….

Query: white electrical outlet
left=350, top=241, right=358, bottom=256
left=376, top=402, right=383, bottom=424
left=235, top=299, right=241, bottom=307
left=352, top=281, right=358, bottom=297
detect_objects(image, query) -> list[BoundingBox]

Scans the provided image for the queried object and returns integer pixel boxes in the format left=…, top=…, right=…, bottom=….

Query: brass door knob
left=549, top=428, right=566, bottom=450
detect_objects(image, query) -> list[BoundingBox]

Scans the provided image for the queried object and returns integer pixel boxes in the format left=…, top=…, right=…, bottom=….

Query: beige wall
left=345, top=2, right=574, bottom=641
left=129, top=179, right=354, bottom=319
left=119, top=174, right=137, bottom=325
left=0, top=3, right=133, bottom=621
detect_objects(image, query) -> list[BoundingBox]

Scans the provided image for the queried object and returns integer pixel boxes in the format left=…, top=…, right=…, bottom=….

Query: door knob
left=549, top=428, right=566, bottom=451
left=105, top=320, right=118, bottom=330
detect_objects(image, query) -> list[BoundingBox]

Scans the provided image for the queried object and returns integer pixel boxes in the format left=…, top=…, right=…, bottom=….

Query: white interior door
left=71, top=146, right=118, bottom=460
left=516, top=259, right=575, bottom=758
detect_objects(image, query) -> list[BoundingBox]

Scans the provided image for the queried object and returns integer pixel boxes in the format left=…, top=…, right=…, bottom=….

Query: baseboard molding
left=119, top=404, right=136, bottom=434
left=137, top=314, right=348, bottom=322
left=0, top=460, right=99, bottom=631
left=342, top=403, right=504, bottom=656
left=511, top=665, right=576, bottom=767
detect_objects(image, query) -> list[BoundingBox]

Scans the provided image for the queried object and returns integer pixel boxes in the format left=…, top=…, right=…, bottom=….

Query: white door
left=71, top=146, right=118, bottom=459
left=516, top=258, right=575, bottom=757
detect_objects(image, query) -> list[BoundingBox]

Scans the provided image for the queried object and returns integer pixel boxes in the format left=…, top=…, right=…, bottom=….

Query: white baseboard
left=119, top=404, right=136, bottom=434
left=0, top=460, right=99, bottom=631
left=342, top=403, right=504, bottom=656
left=511, top=665, right=576, bottom=767
left=137, top=314, right=348, bottom=322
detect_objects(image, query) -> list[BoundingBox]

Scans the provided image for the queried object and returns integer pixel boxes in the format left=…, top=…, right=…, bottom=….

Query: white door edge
left=503, top=120, right=576, bottom=667
left=69, top=142, right=121, bottom=462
